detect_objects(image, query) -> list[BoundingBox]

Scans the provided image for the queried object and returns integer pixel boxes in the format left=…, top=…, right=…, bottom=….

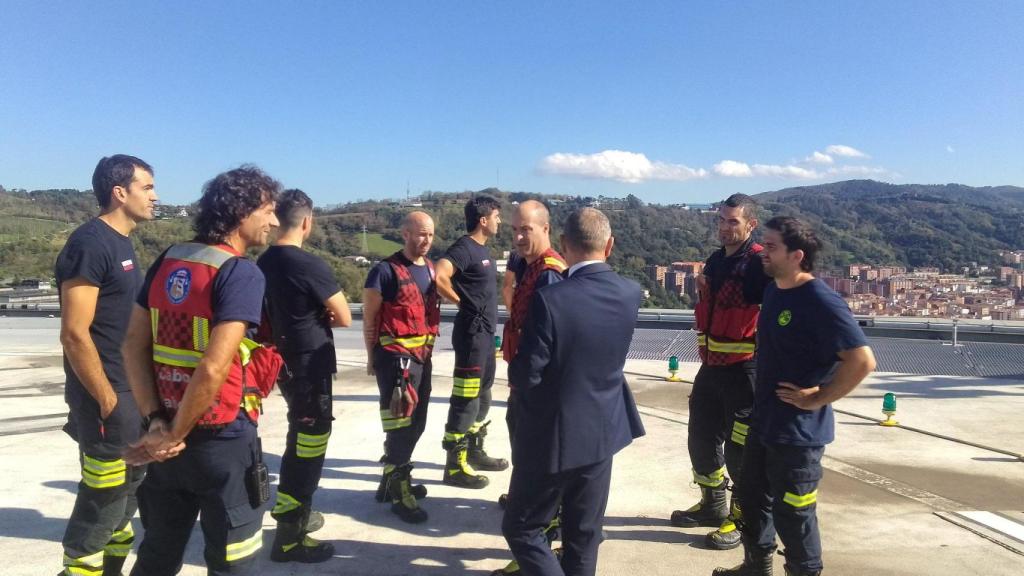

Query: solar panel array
left=627, top=330, right=1024, bottom=379
left=481, top=326, right=1024, bottom=379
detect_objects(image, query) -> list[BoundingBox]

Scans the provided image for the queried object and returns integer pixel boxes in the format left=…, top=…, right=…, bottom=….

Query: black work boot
left=706, top=497, right=743, bottom=550
left=712, top=544, right=775, bottom=576
left=270, top=520, right=335, bottom=563
left=303, top=509, right=325, bottom=533
left=387, top=463, right=428, bottom=523
left=443, top=437, right=489, bottom=489
left=102, top=555, right=127, bottom=576
left=375, top=464, right=428, bottom=502
left=672, top=483, right=729, bottom=528
left=783, top=563, right=821, bottom=576
left=467, top=421, right=509, bottom=471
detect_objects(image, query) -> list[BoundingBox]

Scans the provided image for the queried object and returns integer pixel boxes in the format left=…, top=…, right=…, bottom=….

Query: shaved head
left=512, top=200, right=553, bottom=261
left=401, top=211, right=435, bottom=261
left=515, top=199, right=550, bottom=227
left=402, top=210, right=434, bottom=231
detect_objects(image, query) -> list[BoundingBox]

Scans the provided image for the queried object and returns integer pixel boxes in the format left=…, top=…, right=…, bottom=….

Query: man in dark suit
left=502, top=207, right=646, bottom=576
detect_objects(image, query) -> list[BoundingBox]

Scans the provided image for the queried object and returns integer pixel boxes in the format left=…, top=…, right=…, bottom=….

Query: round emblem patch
left=166, top=268, right=192, bottom=304
left=777, top=309, right=792, bottom=326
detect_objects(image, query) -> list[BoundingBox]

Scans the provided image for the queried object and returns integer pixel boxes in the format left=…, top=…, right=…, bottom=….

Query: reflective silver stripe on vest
left=165, top=242, right=235, bottom=269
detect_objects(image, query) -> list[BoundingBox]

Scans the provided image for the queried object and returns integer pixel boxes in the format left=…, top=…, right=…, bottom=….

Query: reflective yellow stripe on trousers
left=225, top=530, right=262, bottom=563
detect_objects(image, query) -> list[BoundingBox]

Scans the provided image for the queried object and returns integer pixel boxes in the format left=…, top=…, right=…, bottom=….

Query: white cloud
left=751, top=164, right=820, bottom=179
left=714, top=160, right=820, bottom=179
left=805, top=151, right=834, bottom=165
left=712, top=160, right=753, bottom=177
left=539, top=144, right=886, bottom=183
left=825, top=144, right=869, bottom=158
left=946, top=144, right=955, bottom=154
left=538, top=150, right=707, bottom=183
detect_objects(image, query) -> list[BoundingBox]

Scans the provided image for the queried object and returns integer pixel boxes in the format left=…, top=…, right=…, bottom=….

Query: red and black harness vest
left=377, top=252, right=441, bottom=363
left=148, top=242, right=263, bottom=427
left=501, top=248, right=567, bottom=362
left=694, top=243, right=763, bottom=366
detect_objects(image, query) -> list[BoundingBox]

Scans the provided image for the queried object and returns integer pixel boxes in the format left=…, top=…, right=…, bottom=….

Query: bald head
left=516, top=200, right=550, bottom=227
left=512, top=200, right=553, bottom=261
left=402, top=210, right=433, bottom=231
left=401, top=211, right=435, bottom=262
left=561, top=207, right=612, bottom=263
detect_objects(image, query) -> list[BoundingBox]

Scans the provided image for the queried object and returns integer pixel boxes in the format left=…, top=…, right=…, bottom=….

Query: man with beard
left=713, top=216, right=875, bottom=576
left=672, top=194, right=771, bottom=551
left=363, top=211, right=439, bottom=523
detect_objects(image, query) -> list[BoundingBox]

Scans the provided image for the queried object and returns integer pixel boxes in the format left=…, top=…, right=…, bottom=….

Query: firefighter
left=258, top=189, right=352, bottom=562
left=434, top=196, right=505, bottom=489
left=363, top=211, right=439, bottom=523
left=122, top=166, right=281, bottom=575
left=492, top=199, right=566, bottom=575
left=713, top=216, right=875, bottom=576
left=55, top=155, right=156, bottom=576
left=672, top=194, right=771, bottom=551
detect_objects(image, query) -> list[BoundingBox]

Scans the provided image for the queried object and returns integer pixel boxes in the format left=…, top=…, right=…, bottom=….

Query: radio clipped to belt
left=389, top=357, right=419, bottom=418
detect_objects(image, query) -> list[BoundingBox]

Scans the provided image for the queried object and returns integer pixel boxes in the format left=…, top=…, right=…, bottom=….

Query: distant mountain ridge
left=757, top=179, right=1024, bottom=210
left=751, top=180, right=1024, bottom=273
left=2, top=181, right=1022, bottom=308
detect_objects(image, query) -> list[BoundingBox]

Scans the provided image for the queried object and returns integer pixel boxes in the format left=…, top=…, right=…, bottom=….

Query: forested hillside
left=3, top=180, right=1022, bottom=308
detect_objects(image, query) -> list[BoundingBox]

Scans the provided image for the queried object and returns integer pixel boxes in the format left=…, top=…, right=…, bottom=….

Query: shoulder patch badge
left=166, top=268, right=192, bottom=304
left=778, top=309, right=792, bottom=326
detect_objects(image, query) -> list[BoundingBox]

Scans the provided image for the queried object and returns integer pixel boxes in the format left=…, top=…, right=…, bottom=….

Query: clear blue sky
left=1, top=1, right=1021, bottom=205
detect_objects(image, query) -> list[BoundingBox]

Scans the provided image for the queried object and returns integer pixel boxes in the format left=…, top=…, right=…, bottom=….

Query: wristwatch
left=141, top=409, right=166, bottom=431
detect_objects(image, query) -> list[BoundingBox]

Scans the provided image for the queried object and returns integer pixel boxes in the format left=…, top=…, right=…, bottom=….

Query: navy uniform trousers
left=130, top=419, right=265, bottom=576
left=375, top=347, right=432, bottom=465
left=445, top=315, right=496, bottom=438
left=272, top=367, right=334, bottom=522
left=62, top=389, right=145, bottom=576
left=738, top=435, right=825, bottom=572
left=687, top=362, right=755, bottom=487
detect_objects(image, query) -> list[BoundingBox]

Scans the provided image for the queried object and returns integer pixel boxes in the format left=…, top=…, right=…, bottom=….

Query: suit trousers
left=502, top=458, right=613, bottom=576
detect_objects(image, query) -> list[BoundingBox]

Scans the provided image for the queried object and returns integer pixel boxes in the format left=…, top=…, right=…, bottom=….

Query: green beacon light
left=666, top=355, right=682, bottom=382
left=880, top=392, right=898, bottom=427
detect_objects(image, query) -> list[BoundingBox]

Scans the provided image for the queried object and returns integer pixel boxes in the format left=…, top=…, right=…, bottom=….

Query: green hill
left=3, top=180, right=1023, bottom=308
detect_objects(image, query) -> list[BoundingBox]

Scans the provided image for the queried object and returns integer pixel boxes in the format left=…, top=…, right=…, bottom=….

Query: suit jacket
left=508, top=262, right=646, bottom=475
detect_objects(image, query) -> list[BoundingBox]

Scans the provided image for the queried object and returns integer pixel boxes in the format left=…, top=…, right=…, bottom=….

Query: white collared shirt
left=566, top=260, right=603, bottom=278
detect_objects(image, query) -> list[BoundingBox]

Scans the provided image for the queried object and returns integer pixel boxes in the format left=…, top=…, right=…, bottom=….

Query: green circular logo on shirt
left=778, top=310, right=792, bottom=326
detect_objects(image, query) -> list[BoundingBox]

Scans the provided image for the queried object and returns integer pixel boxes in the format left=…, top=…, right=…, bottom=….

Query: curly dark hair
left=193, top=165, right=282, bottom=244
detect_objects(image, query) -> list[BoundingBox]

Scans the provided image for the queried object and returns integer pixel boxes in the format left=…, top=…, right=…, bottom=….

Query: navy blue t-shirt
left=442, top=235, right=497, bottom=328
left=364, top=258, right=433, bottom=301
left=55, top=218, right=142, bottom=394
left=508, top=252, right=563, bottom=290
left=754, top=278, right=868, bottom=446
